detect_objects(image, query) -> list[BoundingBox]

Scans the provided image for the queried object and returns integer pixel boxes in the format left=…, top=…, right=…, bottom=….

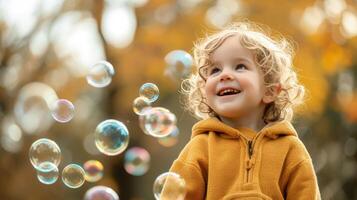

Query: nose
left=219, top=68, right=234, bottom=81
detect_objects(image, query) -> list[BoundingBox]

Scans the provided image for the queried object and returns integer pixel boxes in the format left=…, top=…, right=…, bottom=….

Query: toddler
left=164, top=21, right=321, bottom=200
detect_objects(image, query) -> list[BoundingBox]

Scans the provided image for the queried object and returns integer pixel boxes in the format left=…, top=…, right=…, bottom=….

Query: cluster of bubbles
left=133, top=83, right=178, bottom=139
left=131, top=82, right=187, bottom=198
left=25, top=61, right=119, bottom=198
left=25, top=53, right=192, bottom=199
left=28, top=138, right=105, bottom=188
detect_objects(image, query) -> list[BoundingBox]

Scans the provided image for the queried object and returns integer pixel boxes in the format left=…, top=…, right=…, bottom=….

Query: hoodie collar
left=191, top=117, right=298, bottom=140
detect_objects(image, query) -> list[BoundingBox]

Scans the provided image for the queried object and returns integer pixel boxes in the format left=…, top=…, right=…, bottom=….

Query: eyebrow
left=210, top=57, right=254, bottom=66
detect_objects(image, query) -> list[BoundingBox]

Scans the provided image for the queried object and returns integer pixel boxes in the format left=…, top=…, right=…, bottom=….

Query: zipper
left=247, top=140, right=253, bottom=159
left=245, top=140, right=254, bottom=183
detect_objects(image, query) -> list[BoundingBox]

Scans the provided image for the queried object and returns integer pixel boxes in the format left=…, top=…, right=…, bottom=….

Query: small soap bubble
left=50, top=99, right=75, bottom=123
left=84, top=186, right=119, bottom=200
left=142, top=107, right=177, bottom=138
left=158, top=126, right=179, bottom=147
left=133, top=96, right=151, bottom=115
left=36, top=161, right=59, bottom=185
left=62, top=164, right=85, bottom=188
left=29, top=138, right=61, bottom=171
left=124, top=147, right=150, bottom=176
left=164, top=50, right=193, bottom=81
left=94, top=119, right=129, bottom=156
left=139, top=83, right=159, bottom=103
left=86, top=61, right=115, bottom=88
left=84, top=160, right=104, bottom=182
left=153, top=172, right=186, bottom=200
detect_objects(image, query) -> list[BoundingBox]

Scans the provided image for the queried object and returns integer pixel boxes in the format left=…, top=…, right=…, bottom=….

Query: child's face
left=201, top=34, right=270, bottom=119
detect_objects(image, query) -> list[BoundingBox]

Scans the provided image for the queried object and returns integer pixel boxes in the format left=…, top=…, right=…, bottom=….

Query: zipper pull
left=248, top=140, right=253, bottom=159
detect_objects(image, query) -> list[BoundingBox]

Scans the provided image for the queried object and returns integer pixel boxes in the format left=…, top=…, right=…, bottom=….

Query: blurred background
left=0, top=0, right=357, bottom=199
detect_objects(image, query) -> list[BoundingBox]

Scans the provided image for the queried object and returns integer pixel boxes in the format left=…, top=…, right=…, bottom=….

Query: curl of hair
left=180, top=21, right=305, bottom=123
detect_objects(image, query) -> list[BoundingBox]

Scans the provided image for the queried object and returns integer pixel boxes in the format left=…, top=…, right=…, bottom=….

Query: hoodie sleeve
left=285, top=158, right=321, bottom=200
left=161, top=135, right=208, bottom=200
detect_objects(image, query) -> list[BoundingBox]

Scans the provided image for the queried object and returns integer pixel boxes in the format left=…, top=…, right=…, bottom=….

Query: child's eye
left=209, top=67, right=221, bottom=75
left=235, top=64, right=247, bottom=71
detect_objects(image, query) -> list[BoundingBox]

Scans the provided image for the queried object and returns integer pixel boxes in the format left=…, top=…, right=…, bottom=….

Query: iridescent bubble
left=36, top=161, right=59, bottom=185
left=124, top=147, right=150, bottom=176
left=84, top=160, right=104, bottom=182
left=50, top=99, right=75, bottom=123
left=142, top=107, right=177, bottom=138
left=164, top=50, right=193, bottom=81
left=94, top=119, right=129, bottom=156
left=84, top=186, right=119, bottom=200
left=158, top=126, right=179, bottom=147
left=139, top=83, right=159, bottom=103
left=133, top=96, right=151, bottom=115
left=62, top=164, right=85, bottom=188
left=153, top=172, right=186, bottom=200
left=86, top=61, right=115, bottom=88
left=29, top=138, right=61, bottom=171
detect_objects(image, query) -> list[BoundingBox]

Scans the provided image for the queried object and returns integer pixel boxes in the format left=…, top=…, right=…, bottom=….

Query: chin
left=215, top=110, right=242, bottom=119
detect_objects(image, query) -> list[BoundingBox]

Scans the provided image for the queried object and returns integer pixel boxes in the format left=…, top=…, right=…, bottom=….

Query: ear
left=262, top=83, right=281, bottom=104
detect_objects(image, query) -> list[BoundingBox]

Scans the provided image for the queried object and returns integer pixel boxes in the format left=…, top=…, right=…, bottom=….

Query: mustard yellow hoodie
left=167, top=118, right=321, bottom=200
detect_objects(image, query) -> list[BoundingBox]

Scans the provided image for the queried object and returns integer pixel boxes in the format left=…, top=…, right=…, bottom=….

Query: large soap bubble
left=29, top=138, right=61, bottom=171
left=94, top=119, right=129, bottom=156
left=153, top=172, right=186, bottom=200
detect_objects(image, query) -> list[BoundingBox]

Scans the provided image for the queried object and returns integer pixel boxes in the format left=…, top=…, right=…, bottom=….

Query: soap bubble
left=62, top=164, right=85, bottom=188
left=153, top=172, right=186, bottom=200
left=29, top=138, right=61, bottom=171
left=164, top=50, right=193, bottom=81
left=158, top=126, right=179, bottom=147
left=84, top=160, right=104, bottom=182
left=124, top=147, right=150, bottom=176
left=36, top=161, right=59, bottom=185
left=50, top=99, right=75, bottom=123
left=132, top=96, right=151, bottom=115
left=94, top=119, right=129, bottom=156
left=86, top=61, right=115, bottom=88
left=142, top=107, right=177, bottom=138
left=84, top=185, right=119, bottom=200
left=139, top=83, right=159, bottom=103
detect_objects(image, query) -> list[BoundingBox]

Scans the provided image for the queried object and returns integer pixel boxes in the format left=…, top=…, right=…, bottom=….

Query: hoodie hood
left=192, top=117, right=298, bottom=140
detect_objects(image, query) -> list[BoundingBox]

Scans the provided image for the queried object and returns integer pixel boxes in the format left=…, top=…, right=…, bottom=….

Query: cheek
left=204, top=80, right=215, bottom=96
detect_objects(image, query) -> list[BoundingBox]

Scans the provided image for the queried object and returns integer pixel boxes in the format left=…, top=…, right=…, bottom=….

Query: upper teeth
left=219, top=89, right=240, bottom=96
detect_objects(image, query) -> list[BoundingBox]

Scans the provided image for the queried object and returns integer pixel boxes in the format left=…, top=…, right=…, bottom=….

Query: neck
left=219, top=106, right=267, bottom=133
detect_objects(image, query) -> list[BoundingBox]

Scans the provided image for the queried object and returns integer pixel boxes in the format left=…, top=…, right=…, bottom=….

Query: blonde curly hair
left=181, top=21, right=305, bottom=124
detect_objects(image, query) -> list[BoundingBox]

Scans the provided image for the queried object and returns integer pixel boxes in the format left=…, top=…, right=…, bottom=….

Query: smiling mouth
left=217, top=89, right=241, bottom=96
